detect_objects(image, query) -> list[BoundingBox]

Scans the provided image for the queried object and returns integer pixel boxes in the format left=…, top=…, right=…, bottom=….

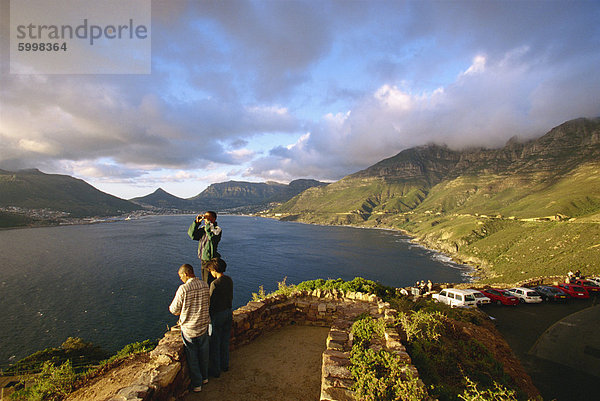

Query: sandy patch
left=184, top=324, right=330, bottom=401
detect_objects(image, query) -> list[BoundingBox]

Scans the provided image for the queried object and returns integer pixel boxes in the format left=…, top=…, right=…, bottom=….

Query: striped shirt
left=169, top=277, right=210, bottom=338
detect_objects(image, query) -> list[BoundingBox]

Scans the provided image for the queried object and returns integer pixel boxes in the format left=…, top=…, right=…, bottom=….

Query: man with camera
left=187, top=211, right=222, bottom=284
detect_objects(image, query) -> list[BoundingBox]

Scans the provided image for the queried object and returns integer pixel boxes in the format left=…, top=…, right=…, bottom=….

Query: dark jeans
left=182, top=331, right=209, bottom=387
left=209, top=308, right=232, bottom=377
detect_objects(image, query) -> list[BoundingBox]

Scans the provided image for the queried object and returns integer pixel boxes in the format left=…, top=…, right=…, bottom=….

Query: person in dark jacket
left=188, top=211, right=222, bottom=284
left=206, top=257, right=233, bottom=378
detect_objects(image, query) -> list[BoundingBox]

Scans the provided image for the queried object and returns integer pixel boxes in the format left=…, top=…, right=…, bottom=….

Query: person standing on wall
left=169, top=264, right=210, bottom=392
left=188, top=211, right=222, bottom=285
left=206, top=257, right=233, bottom=378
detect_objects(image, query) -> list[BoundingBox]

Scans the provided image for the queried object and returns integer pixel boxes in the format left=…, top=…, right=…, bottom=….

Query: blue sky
left=1, top=0, right=599, bottom=199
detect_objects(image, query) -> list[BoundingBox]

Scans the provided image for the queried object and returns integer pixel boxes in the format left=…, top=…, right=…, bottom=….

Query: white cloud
left=462, top=55, right=486, bottom=76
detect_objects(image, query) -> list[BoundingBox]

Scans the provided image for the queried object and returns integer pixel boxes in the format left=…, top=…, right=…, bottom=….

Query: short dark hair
left=206, top=257, right=227, bottom=273
left=206, top=211, right=217, bottom=219
left=178, top=263, right=195, bottom=276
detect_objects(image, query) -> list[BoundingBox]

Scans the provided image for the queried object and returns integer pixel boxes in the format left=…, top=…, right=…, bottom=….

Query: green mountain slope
left=269, top=118, right=600, bottom=282
left=0, top=169, right=141, bottom=218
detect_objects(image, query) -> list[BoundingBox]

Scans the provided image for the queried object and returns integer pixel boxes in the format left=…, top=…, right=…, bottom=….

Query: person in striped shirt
left=169, top=263, right=210, bottom=392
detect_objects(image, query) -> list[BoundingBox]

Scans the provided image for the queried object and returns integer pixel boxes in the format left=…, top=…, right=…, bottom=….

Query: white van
left=462, top=289, right=491, bottom=305
left=431, top=289, right=478, bottom=308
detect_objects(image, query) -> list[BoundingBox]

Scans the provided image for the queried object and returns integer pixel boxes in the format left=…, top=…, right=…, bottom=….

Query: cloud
left=249, top=47, right=600, bottom=181
left=1, top=0, right=599, bottom=198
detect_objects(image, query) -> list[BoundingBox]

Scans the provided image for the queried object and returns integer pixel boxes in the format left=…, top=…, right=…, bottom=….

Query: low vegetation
left=7, top=339, right=157, bottom=401
left=252, top=276, right=396, bottom=301
left=349, top=315, right=427, bottom=401
left=396, top=301, right=524, bottom=401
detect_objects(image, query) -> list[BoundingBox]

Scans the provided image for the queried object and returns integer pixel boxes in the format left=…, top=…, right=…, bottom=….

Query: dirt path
left=184, top=325, right=329, bottom=401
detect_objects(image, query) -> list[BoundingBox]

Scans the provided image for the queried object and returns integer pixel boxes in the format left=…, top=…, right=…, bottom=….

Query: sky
left=1, top=0, right=599, bottom=199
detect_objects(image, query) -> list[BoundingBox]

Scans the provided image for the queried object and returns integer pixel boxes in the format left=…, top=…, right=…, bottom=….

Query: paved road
left=483, top=297, right=599, bottom=401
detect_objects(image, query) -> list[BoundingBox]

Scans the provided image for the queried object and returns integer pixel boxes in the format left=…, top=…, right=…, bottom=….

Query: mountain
left=188, top=179, right=327, bottom=211
left=130, top=188, right=193, bottom=211
left=0, top=169, right=141, bottom=218
left=269, top=117, right=600, bottom=282
left=274, top=118, right=600, bottom=220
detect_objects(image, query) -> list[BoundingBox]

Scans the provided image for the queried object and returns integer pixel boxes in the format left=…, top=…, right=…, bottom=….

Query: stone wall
left=97, top=289, right=423, bottom=401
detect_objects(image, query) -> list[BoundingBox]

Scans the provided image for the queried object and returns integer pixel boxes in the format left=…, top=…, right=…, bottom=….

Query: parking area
left=481, top=298, right=599, bottom=401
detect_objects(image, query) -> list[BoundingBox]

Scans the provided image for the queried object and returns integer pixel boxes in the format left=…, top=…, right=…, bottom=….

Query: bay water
left=0, top=214, right=470, bottom=364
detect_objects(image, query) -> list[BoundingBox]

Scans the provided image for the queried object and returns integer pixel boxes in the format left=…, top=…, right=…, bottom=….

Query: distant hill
left=269, top=117, right=600, bottom=282
left=0, top=169, right=142, bottom=218
left=188, top=179, right=328, bottom=211
left=130, top=188, right=193, bottom=211
left=130, top=179, right=327, bottom=212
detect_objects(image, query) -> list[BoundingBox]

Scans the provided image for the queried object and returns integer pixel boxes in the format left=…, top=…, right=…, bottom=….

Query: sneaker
left=202, top=379, right=209, bottom=385
left=193, top=386, right=202, bottom=392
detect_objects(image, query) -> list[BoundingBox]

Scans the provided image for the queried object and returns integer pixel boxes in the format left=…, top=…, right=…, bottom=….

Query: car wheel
left=496, top=300, right=502, bottom=305
left=519, top=298, right=524, bottom=303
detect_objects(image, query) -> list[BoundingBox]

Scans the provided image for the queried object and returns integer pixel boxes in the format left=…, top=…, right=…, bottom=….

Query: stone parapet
left=79, top=289, right=422, bottom=401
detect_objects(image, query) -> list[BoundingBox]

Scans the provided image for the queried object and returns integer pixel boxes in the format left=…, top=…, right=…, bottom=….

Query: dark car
left=571, top=279, right=600, bottom=295
left=533, top=285, right=570, bottom=302
left=554, top=283, right=590, bottom=299
left=481, top=288, right=519, bottom=306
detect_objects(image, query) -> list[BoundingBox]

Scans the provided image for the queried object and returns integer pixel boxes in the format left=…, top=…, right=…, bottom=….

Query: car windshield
left=474, top=293, right=485, bottom=298
left=465, top=294, right=475, bottom=301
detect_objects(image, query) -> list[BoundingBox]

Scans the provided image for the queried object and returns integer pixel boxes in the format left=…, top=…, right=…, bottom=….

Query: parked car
left=481, top=288, right=519, bottom=306
left=555, top=283, right=590, bottom=299
left=571, top=279, right=600, bottom=295
left=586, top=277, right=600, bottom=286
left=533, top=285, right=570, bottom=302
left=462, top=289, right=491, bottom=305
left=507, top=287, right=543, bottom=303
left=431, top=289, right=478, bottom=308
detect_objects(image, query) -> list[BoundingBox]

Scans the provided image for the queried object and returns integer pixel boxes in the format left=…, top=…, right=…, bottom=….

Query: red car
left=554, top=283, right=590, bottom=299
left=481, top=288, right=519, bottom=306
left=571, top=279, right=600, bottom=295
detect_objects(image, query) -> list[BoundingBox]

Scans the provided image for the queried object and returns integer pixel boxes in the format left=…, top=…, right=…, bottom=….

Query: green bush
left=10, top=361, right=76, bottom=401
left=251, top=276, right=396, bottom=301
left=458, top=376, right=517, bottom=401
left=397, top=309, right=446, bottom=342
left=349, top=316, right=428, bottom=401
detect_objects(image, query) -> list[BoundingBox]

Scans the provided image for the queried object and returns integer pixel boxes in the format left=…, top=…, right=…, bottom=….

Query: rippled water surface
left=0, top=215, right=470, bottom=363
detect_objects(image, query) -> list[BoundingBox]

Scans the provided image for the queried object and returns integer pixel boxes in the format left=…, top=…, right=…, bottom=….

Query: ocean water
left=0, top=215, right=470, bottom=364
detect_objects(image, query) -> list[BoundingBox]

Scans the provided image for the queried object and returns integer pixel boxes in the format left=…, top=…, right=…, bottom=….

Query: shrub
left=10, top=361, right=76, bottom=401
left=349, top=316, right=428, bottom=401
left=397, top=309, right=446, bottom=342
left=251, top=276, right=396, bottom=301
left=458, top=376, right=517, bottom=401
left=251, top=285, right=267, bottom=301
